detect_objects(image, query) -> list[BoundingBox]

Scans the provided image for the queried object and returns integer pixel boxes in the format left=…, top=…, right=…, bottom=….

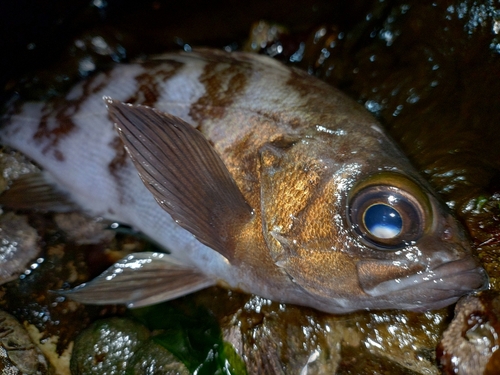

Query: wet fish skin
left=0, top=49, right=488, bottom=313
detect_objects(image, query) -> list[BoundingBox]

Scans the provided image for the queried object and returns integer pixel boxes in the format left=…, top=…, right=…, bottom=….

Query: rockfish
left=0, top=49, right=487, bottom=313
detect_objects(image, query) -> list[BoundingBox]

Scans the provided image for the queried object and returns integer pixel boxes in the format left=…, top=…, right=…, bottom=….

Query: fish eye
left=348, top=173, right=431, bottom=249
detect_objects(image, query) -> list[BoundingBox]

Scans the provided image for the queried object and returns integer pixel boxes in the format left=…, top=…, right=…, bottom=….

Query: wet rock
left=71, top=315, right=197, bottom=374
left=464, top=193, right=500, bottom=289
left=0, top=212, right=40, bottom=285
left=0, top=150, right=39, bottom=184
left=232, top=299, right=346, bottom=374
left=0, top=150, right=43, bottom=285
left=358, top=311, right=445, bottom=375
left=0, top=214, right=127, bottom=374
left=242, top=21, right=290, bottom=56
left=201, top=290, right=444, bottom=375
left=127, top=339, right=190, bottom=375
left=70, top=317, right=150, bottom=374
left=337, top=344, right=424, bottom=375
left=438, top=291, right=500, bottom=375
left=0, top=309, right=49, bottom=374
left=53, top=213, right=114, bottom=245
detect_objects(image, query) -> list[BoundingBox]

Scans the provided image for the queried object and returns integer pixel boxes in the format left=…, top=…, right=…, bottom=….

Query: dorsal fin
left=105, top=99, right=254, bottom=262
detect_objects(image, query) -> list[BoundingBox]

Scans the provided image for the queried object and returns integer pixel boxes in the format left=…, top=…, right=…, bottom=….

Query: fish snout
left=428, top=212, right=489, bottom=293
left=429, top=256, right=489, bottom=293
left=413, top=209, right=481, bottom=270
left=356, top=253, right=488, bottom=301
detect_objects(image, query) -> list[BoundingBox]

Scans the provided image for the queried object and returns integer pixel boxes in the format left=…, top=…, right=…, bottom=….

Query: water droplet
left=365, top=100, right=382, bottom=113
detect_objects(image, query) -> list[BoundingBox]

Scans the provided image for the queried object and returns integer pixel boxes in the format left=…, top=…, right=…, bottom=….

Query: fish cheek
left=279, top=250, right=363, bottom=299
left=259, top=141, right=325, bottom=263
left=258, top=142, right=363, bottom=298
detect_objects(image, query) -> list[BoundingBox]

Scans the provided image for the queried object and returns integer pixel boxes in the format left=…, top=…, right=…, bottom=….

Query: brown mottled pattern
left=126, top=60, right=184, bottom=107
left=107, top=60, right=184, bottom=204
left=189, top=60, right=249, bottom=125
left=295, top=179, right=338, bottom=246
left=34, top=106, right=75, bottom=161
left=252, top=108, right=305, bottom=130
left=259, top=140, right=340, bottom=258
left=32, top=70, right=112, bottom=161
left=285, top=68, right=319, bottom=97
left=285, top=68, right=353, bottom=125
left=263, top=158, right=323, bottom=235
left=223, top=132, right=260, bottom=193
left=107, top=135, right=129, bottom=204
left=220, top=131, right=271, bottom=210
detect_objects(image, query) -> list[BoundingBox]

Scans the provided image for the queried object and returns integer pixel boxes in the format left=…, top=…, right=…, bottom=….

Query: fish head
left=259, top=127, right=488, bottom=313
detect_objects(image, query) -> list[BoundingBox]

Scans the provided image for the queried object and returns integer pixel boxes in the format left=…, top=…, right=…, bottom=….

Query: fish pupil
left=364, top=204, right=402, bottom=239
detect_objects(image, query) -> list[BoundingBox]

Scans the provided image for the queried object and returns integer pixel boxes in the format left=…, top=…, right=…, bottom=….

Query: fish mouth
left=363, top=256, right=489, bottom=301
left=424, top=258, right=489, bottom=291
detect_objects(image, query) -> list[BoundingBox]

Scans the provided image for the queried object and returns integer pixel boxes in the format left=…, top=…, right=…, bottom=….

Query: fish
left=0, top=49, right=488, bottom=313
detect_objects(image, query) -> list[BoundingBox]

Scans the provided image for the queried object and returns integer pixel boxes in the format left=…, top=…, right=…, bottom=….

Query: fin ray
left=0, top=172, right=77, bottom=212
left=58, top=252, right=215, bottom=307
left=106, top=99, right=253, bottom=261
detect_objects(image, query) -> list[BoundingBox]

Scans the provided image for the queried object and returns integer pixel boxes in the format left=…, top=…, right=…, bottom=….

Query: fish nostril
left=440, top=225, right=468, bottom=255
left=442, top=226, right=453, bottom=241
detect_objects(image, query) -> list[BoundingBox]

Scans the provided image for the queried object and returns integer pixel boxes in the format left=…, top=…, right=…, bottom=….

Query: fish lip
left=423, top=257, right=489, bottom=291
left=364, top=256, right=488, bottom=297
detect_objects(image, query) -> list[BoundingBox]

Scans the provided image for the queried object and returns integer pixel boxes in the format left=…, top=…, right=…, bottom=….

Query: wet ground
left=0, top=0, right=499, bottom=374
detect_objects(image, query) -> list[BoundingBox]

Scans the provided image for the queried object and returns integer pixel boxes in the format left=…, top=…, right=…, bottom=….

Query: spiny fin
left=106, top=98, right=254, bottom=262
left=58, top=252, right=215, bottom=308
left=0, top=172, right=77, bottom=212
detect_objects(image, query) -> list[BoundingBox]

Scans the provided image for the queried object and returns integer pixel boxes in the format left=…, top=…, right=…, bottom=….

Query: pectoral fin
left=106, top=99, right=253, bottom=262
left=58, top=252, right=215, bottom=308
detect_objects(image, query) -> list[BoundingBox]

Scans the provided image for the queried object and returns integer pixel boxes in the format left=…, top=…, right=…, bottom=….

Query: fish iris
left=348, top=173, right=432, bottom=249
left=363, top=203, right=402, bottom=239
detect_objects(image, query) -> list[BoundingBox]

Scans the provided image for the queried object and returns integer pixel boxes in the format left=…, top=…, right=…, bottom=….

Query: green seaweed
left=474, top=195, right=489, bottom=213
left=130, top=301, right=247, bottom=375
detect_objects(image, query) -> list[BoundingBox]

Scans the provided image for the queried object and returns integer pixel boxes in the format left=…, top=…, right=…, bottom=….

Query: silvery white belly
left=1, top=61, right=233, bottom=284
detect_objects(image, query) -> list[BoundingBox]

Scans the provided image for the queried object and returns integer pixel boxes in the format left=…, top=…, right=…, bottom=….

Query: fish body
left=0, top=49, right=487, bottom=313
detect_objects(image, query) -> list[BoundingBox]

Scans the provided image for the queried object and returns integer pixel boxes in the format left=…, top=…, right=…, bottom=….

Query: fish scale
left=0, top=49, right=488, bottom=313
